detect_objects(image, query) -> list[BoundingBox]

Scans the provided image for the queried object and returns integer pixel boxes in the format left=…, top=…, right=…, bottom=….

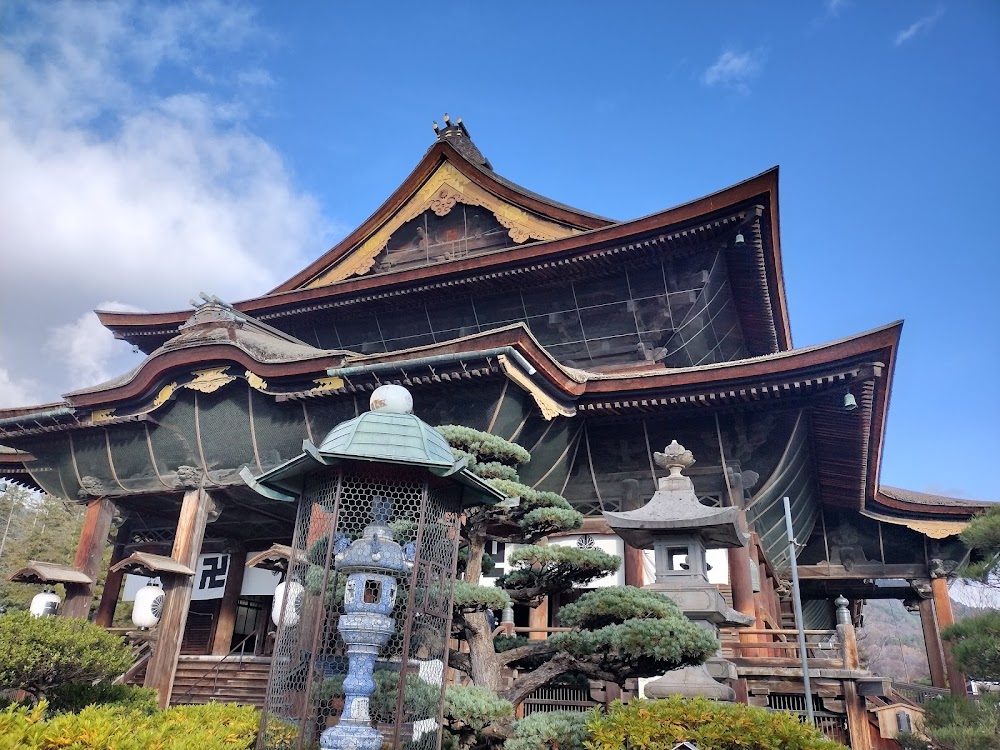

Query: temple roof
left=96, top=124, right=789, bottom=358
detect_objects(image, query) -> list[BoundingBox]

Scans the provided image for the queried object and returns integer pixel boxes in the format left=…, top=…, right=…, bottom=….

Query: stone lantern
left=243, top=385, right=504, bottom=750
left=603, top=440, right=753, bottom=701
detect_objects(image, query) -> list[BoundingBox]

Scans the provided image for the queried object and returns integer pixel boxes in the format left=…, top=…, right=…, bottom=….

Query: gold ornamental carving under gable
left=862, top=509, right=968, bottom=540
left=497, top=354, right=575, bottom=421
left=305, top=162, right=579, bottom=287
left=244, top=370, right=268, bottom=392
left=185, top=367, right=236, bottom=394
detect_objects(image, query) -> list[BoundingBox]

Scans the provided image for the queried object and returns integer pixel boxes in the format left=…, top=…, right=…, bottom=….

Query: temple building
left=0, top=118, right=990, bottom=748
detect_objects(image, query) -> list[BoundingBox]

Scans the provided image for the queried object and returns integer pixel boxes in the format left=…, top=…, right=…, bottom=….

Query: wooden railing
left=720, top=628, right=845, bottom=668
left=892, top=680, right=950, bottom=706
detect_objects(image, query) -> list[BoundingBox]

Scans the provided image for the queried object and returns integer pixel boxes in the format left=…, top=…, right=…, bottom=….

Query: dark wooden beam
left=919, top=598, right=948, bottom=690
left=795, top=562, right=928, bottom=581
left=63, top=497, right=116, bottom=619
left=211, top=542, right=246, bottom=656
left=94, top=523, right=131, bottom=628
left=931, top=574, right=967, bottom=697
left=144, top=488, right=213, bottom=708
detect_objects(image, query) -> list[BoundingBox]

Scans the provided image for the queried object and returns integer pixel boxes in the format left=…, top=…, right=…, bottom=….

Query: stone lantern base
left=644, top=662, right=736, bottom=702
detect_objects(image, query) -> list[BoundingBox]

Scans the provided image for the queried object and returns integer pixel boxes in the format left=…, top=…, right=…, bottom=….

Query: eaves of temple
left=0, top=119, right=989, bottom=550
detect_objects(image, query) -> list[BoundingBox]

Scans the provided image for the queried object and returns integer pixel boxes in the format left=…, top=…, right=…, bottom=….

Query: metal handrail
left=174, top=633, right=259, bottom=704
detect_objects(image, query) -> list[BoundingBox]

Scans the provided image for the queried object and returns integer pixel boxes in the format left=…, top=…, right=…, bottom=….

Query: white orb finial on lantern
left=370, top=384, right=413, bottom=414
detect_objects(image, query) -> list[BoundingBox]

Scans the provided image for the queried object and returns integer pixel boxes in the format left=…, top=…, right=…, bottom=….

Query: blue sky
left=0, top=1, right=997, bottom=499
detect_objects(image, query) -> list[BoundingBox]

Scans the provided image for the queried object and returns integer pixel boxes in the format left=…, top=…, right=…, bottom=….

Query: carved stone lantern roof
left=603, top=441, right=749, bottom=549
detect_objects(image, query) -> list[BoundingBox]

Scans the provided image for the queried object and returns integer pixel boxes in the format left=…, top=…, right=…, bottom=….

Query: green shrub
left=0, top=612, right=134, bottom=700
left=920, top=694, right=1000, bottom=750
left=0, top=700, right=267, bottom=750
left=311, top=669, right=440, bottom=723
left=45, top=682, right=158, bottom=715
left=507, top=710, right=591, bottom=750
left=443, top=684, right=514, bottom=748
left=585, top=697, right=846, bottom=750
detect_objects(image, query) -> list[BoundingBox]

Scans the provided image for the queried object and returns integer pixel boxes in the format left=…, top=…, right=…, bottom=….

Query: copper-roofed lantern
left=604, top=440, right=753, bottom=702
left=243, top=384, right=504, bottom=750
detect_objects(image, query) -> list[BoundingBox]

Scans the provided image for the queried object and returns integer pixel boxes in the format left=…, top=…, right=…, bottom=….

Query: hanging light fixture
left=30, top=589, right=61, bottom=617
left=271, top=579, right=304, bottom=627
left=131, top=581, right=164, bottom=629
left=843, top=392, right=858, bottom=411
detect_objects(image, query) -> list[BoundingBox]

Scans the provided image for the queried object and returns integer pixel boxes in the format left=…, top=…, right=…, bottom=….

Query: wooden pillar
left=931, top=572, right=967, bottom=697
left=94, top=523, right=131, bottom=628
left=211, top=543, right=246, bottom=655
left=144, top=488, right=212, bottom=708
left=63, top=497, right=116, bottom=619
left=843, top=680, right=873, bottom=750
left=919, top=597, right=948, bottom=690
left=529, top=597, right=549, bottom=641
left=621, top=479, right=645, bottom=587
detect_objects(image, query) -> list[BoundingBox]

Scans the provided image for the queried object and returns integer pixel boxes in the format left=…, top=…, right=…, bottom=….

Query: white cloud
left=894, top=7, right=946, bottom=47
left=48, top=303, right=145, bottom=391
left=701, top=49, right=765, bottom=94
left=0, top=1, right=335, bottom=408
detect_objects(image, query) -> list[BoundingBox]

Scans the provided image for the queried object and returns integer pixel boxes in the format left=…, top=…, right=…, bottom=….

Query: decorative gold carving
left=244, top=370, right=268, bottom=392
left=152, top=383, right=178, bottom=409
left=185, top=367, right=236, bottom=394
left=428, top=186, right=460, bottom=216
left=306, top=162, right=579, bottom=287
left=497, top=354, right=574, bottom=421
left=311, top=376, right=345, bottom=393
left=91, top=408, right=116, bottom=424
left=862, top=510, right=968, bottom=540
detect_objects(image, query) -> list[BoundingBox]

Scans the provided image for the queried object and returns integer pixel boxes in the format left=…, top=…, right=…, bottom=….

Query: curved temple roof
left=0, top=121, right=989, bottom=535
left=95, top=124, right=790, bottom=358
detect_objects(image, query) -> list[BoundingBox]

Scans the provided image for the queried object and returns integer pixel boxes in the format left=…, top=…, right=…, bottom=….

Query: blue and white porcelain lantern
left=319, top=497, right=412, bottom=750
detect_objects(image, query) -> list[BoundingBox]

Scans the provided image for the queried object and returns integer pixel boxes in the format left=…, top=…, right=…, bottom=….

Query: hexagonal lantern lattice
left=242, top=385, right=503, bottom=750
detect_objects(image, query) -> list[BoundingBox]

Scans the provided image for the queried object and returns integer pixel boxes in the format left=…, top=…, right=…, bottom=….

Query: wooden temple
left=0, top=118, right=991, bottom=747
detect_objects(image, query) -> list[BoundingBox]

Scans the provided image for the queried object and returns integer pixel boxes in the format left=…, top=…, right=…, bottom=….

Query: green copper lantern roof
left=240, top=384, right=504, bottom=508
left=317, top=410, right=455, bottom=467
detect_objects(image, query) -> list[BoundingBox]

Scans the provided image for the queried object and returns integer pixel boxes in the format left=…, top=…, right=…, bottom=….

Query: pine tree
left=438, top=426, right=716, bottom=741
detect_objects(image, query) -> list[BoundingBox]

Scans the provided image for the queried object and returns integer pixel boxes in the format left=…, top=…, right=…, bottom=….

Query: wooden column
left=843, top=680, right=873, bottom=750
left=144, top=488, right=212, bottom=708
left=63, top=497, right=116, bottom=619
left=838, top=605, right=872, bottom=750
left=931, top=572, right=967, bottom=697
left=528, top=597, right=548, bottom=640
left=621, top=479, right=645, bottom=587
left=919, top=597, right=948, bottom=690
left=94, top=523, right=131, bottom=628
left=211, top=543, right=246, bottom=655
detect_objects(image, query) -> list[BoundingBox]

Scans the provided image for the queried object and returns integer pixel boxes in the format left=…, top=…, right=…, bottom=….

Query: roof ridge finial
left=432, top=114, right=492, bottom=170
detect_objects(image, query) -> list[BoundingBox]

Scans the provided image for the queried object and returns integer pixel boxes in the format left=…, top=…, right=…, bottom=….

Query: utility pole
left=783, top=496, right=815, bottom=725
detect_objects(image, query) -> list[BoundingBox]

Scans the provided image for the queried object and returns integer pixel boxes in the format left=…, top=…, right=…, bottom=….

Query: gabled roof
left=273, top=124, right=612, bottom=292
left=96, top=126, right=789, bottom=357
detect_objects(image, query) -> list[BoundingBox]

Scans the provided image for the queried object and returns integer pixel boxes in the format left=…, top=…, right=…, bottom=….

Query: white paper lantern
left=29, top=590, right=61, bottom=617
left=132, top=584, right=165, bottom=629
left=271, top=580, right=304, bottom=627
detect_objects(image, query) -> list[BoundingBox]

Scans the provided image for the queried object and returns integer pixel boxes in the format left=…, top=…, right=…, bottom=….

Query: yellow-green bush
left=0, top=700, right=283, bottom=750
left=585, top=697, right=847, bottom=750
